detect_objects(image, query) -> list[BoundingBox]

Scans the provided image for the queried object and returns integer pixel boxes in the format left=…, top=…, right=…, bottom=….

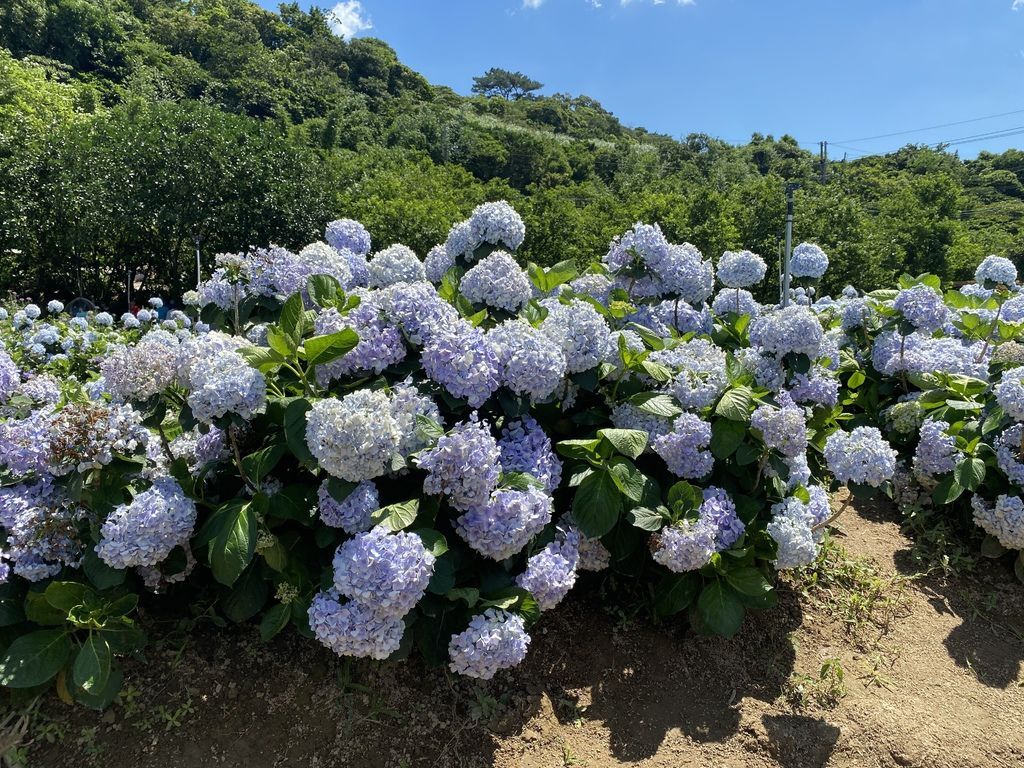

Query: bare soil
left=21, top=497, right=1024, bottom=768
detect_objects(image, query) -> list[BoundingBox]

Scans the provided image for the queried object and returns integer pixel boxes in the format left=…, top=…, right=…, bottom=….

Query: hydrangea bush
left=16, top=200, right=1022, bottom=714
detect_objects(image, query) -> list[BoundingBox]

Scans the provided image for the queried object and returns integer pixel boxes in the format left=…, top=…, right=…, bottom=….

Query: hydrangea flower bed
left=0, top=202, right=1016, bottom=712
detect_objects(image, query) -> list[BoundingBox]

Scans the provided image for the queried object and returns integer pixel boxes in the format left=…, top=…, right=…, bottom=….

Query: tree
left=471, top=68, right=543, bottom=100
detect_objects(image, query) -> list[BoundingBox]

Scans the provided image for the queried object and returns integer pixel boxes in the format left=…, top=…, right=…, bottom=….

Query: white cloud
left=621, top=0, right=696, bottom=5
left=523, top=0, right=545, bottom=7
left=1014, top=0, right=1024, bottom=9
left=327, top=1, right=372, bottom=39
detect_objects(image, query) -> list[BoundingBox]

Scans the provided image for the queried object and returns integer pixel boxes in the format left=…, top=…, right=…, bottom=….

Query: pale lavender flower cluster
left=18, top=374, right=61, bottom=405
left=717, top=250, right=767, bottom=288
left=540, top=298, right=613, bottom=373
left=0, top=350, right=19, bottom=402
left=737, top=348, right=786, bottom=391
left=313, top=298, right=406, bottom=383
left=767, top=497, right=819, bottom=569
left=712, top=288, right=761, bottom=318
left=974, top=255, right=1017, bottom=286
left=751, top=393, right=808, bottom=458
left=305, top=390, right=401, bottom=482
left=893, top=284, right=948, bottom=332
left=308, top=591, right=405, bottom=660
left=419, top=417, right=502, bottom=511
left=318, top=480, right=379, bottom=533
left=101, top=330, right=180, bottom=401
left=169, top=426, right=228, bottom=473
left=790, top=243, right=830, bottom=279
left=380, top=281, right=458, bottom=345
left=610, top=402, right=673, bottom=443
left=488, top=320, right=566, bottom=401
left=187, top=351, right=266, bottom=423
left=604, top=225, right=712, bottom=302
left=841, top=298, right=874, bottom=330
left=448, top=609, right=530, bottom=679
left=516, top=535, right=578, bottom=610
left=0, top=410, right=52, bottom=476
left=995, top=425, right=1024, bottom=487
left=497, top=416, right=563, bottom=493
left=95, top=477, right=197, bottom=569
left=652, top=413, right=713, bottom=479
left=971, top=494, right=1024, bottom=549
left=749, top=306, right=823, bottom=359
left=332, top=526, right=435, bottom=617
left=424, top=244, right=454, bottom=284
left=468, top=201, right=526, bottom=254
left=455, top=486, right=552, bottom=560
left=996, top=370, right=1024, bottom=422
left=0, top=478, right=82, bottom=581
left=325, top=218, right=372, bottom=256
left=388, top=380, right=444, bottom=456
left=421, top=322, right=502, bottom=407
left=788, top=369, right=839, bottom=408
left=913, top=419, right=958, bottom=479
left=824, top=427, right=897, bottom=487
left=871, top=331, right=987, bottom=379
left=650, top=339, right=728, bottom=410
left=568, top=274, right=613, bottom=304
left=460, top=251, right=533, bottom=312
left=368, top=244, right=426, bottom=288
left=700, top=486, right=745, bottom=550
left=652, top=518, right=715, bottom=572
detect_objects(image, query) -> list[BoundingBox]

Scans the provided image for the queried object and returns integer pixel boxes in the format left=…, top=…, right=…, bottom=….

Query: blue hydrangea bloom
left=0, top=478, right=82, bottom=581
left=318, top=479, right=379, bottom=534
left=421, top=322, right=502, bottom=407
left=313, top=296, right=406, bottom=383
left=767, top=498, right=819, bottom=569
left=448, top=609, right=530, bottom=679
left=652, top=413, right=713, bottom=479
left=306, top=390, right=401, bottom=482
left=995, top=424, right=1024, bottom=486
left=460, top=251, right=532, bottom=313
left=751, top=393, right=808, bottom=458
left=652, top=518, right=715, bottom=572
left=516, top=537, right=578, bottom=610
left=368, top=244, right=426, bottom=288
left=187, top=350, right=266, bottom=424
left=424, top=244, right=455, bottom=284
left=700, top=486, right=745, bottom=551
left=971, top=494, right=1024, bottom=549
left=717, top=250, right=767, bottom=288
left=497, top=416, right=563, bottom=493
left=455, top=486, right=553, bottom=560
left=325, top=219, right=372, bottom=256
left=95, top=477, right=197, bottom=569
left=468, top=201, right=526, bottom=254
left=380, top=281, right=459, bottom=346
left=712, top=288, right=760, bottom=318
left=489, top=320, right=567, bottom=402
left=893, top=284, right=948, bottom=333
left=913, top=419, right=958, bottom=479
left=309, top=591, right=404, bottom=660
left=650, top=339, right=728, bottom=410
left=824, top=427, right=897, bottom=487
left=419, top=416, right=501, bottom=512
left=539, top=298, right=613, bottom=373
left=996, top=370, right=1024, bottom=422
left=332, top=527, right=435, bottom=618
left=975, top=255, right=1017, bottom=286
left=750, top=306, right=824, bottom=359
left=790, top=243, right=830, bottom=279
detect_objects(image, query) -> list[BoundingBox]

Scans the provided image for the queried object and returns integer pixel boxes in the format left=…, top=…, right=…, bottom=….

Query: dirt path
left=21, top=498, right=1024, bottom=768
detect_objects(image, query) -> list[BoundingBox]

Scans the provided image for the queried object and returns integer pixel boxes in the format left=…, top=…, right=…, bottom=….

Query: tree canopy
left=471, top=68, right=544, bottom=100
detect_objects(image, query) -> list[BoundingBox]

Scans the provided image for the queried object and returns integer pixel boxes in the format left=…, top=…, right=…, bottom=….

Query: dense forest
left=2, top=0, right=1023, bottom=306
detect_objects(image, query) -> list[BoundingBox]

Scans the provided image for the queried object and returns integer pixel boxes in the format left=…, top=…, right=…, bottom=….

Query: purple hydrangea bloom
left=448, top=609, right=530, bottom=679
left=0, top=478, right=82, bottom=581
left=652, top=413, right=713, bottom=479
left=325, top=219, right=372, bottom=256
left=497, top=416, right=562, bottom=493
left=332, top=527, right=435, bottom=618
left=749, top=306, right=824, bottom=359
left=460, top=251, right=532, bottom=312
left=516, top=536, right=578, bottom=611
left=187, top=350, right=266, bottom=424
left=421, top=322, right=502, bottom=407
left=456, top=486, right=553, bottom=560
left=368, top=244, right=426, bottom=288
left=468, top=201, right=526, bottom=254
left=790, top=243, right=829, bottom=279
left=0, top=350, right=19, bottom=402
left=824, top=427, right=897, bottom=487
left=717, top=250, right=767, bottom=288
left=306, top=390, right=402, bottom=482
left=424, top=244, right=455, bottom=284
left=313, top=296, right=406, bottom=383
left=489, top=320, right=566, bottom=402
left=318, top=480, right=379, bottom=534
left=652, top=518, right=715, bottom=572
left=767, top=498, right=819, bottom=569
left=971, top=494, right=1024, bottom=549
left=751, top=393, right=808, bottom=458
left=380, top=281, right=459, bottom=345
left=95, top=477, right=197, bottom=569
left=712, top=288, right=760, bottom=318
left=893, top=284, right=948, bottom=333
left=419, top=417, right=501, bottom=512
left=700, top=486, right=744, bottom=551
left=309, top=591, right=404, bottom=660
left=913, top=419, right=958, bottom=479
left=0, top=410, right=52, bottom=476
left=995, top=424, right=1024, bottom=486
left=539, top=298, right=613, bottom=373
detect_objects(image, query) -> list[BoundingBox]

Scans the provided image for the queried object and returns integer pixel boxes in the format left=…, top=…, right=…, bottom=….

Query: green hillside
left=2, top=0, right=1023, bottom=303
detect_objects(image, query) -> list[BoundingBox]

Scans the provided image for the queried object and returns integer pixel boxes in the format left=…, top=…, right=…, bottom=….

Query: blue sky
left=263, top=1, right=1024, bottom=158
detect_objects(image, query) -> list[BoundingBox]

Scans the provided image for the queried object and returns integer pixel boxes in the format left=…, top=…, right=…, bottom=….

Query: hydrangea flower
left=421, top=322, right=502, bottom=407
left=95, top=477, right=197, bottom=569
left=749, top=306, right=823, bottom=359
left=840, top=298, right=873, bottom=330
left=540, top=298, right=613, bottom=373
left=610, top=402, right=673, bottom=443
left=101, top=330, right=180, bottom=401
left=388, top=380, right=444, bottom=457
left=489, top=320, right=566, bottom=402
left=318, top=480, right=379, bottom=533
left=700, top=486, right=745, bottom=551
left=790, top=243, right=829, bottom=279
left=24, top=304, right=41, bottom=320
left=650, top=339, right=728, bottom=410
left=824, top=427, right=897, bottom=487
left=893, top=284, right=948, bottom=333
left=885, top=398, right=926, bottom=434
left=751, top=393, right=808, bottom=458
left=788, top=369, right=839, bottom=408
left=717, top=250, right=767, bottom=288
left=325, top=219, right=372, bottom=256
left=187, top=351, right=266, bottom=423
left=93, top=311, right=113, bottom=327
left=460, top=251, right=532, bottom=313
left=568, top=274, right=613, bottom=304
left=971, top=494, right=1024, bottom=549
left=0, top=410, right=53, bottom=476
left=0, top=478, right=82, bottom=581
left=995, top=424, right=1024, bottom=487
left=332, top=527, right=435, bottom=618
left=497, top=416, right=562, bottom=493
left=652, top=518, right=715, bottom=572
left=996, top=370, right=1024, bottom=422
left=0, top=350, right=20, bottom=403
left=419, top=417, right=501, bottom=512
left=712, top=288, right=760, bottom=318
left=767, top=498, right=819, bottom=569
left=660, top=243, right=714, bottom=304
left=913, top=419, right=958, bottom=479
left=468, top=201, right=526, bottom=253
left=516, top=536, right=578, bottom=610
left=448, top=609, right=530, bottom=679
left=444, top=221, right=475, bottom=260
left=313, top=297, right=406, bottom=383
left=871, top=331, right=987, bottom=379
left=975, top=255, right=1017, bottom=286
left=380, top=281, right=459, bottom=346
left=46, top=402, right=149, bottom=476
left=456, top=486, right=553, bottom=560
left=424, top=244, right=454, bottom=284
left=306, top=390, right=401, bottom=482
left=46, top=300, right=64, bottom=314
left=368, top=244, right=426, bottom=288
left=309, top=591, right=404, bottom=660
left=652, top=413, right=713, bottom=479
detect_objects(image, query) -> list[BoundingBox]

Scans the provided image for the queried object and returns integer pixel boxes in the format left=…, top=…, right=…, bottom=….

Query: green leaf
left=24, top=590, right=66, bottom=625
left=412, top=529, right=449, bottom=557
left=415, top=414, right=445, bottom=445
left=259, top=603, right=292, bottom=642
left=82, top=549, right=125, bottom=591
left=447, top=588, right=480, bottom=607
left=955, top=457, right=985, bottom=492
left=931, top=475, right=964, bottom=506
left=653, top=573, right=699, bottom=617
left=237, top=346, right=286, bottom=373
left=73, top=634, right=111, bottom=694
left=607, top=457, right=650, bottom=503
left=571, top=470, right=622, bottom=539
left=628, top=506, right=665, bottom=532
left=279, top=293, right=305, bottom=349
left=242, top=444, right=287, bottom=484
left=221, top=566, right=268, bottom=623
left=209, top=500, right=258, bottom=587
left=304, top=329, right=359, bottom=367
left=283, top=398, right=315, bottom=463
left=847, top=370, right=866, bottom=389
left=696, top=581, right=745, bottom=638
left=72, top=663, right=123, bottom=710
left=0, top=629, right=72, bottom=688
left=370, top=499, right=420, bottom=532
left=266, top=326, right=293, bottom=358
left=98, top=623, right=146, bottom=655
left=104, top=594, right=138, bottom=618
left=427, top=556, right=456, bottom=595
left=598, top=428, right=648, bottom=459
left=44, top=582, right=93, bottom=613
left=980, top=534, right=1008, bottom=559
left=710, top=418, right=746, bottom=459
left=626, top=392, right=682, bottom=419
left=556, top=438, right=603, bottom=461
left=715, top=385, right=753, bottom=422
left=307, top=274, right=342, bottom=308
left=723, top=567, right=773, bottom=599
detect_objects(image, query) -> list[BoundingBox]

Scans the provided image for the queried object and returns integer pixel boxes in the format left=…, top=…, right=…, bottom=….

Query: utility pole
left=819, top=141, right=828, bottom=184
left=194, top=232, right=203, bottom=289
left=781, top=183, right=800, bottom=307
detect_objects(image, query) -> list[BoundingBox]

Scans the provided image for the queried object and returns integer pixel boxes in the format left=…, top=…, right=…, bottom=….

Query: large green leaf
left=571, top=469, right=622, bottom=539
left=0, top=629, right=72, bottom=688
left=73, top=633, right=111, bottom=694
left=370, top=500, right=419, bottom=532
left=723, top=567, right=773, bottom=599
left=44, top=581, right=93, bottom=613
left=653, top=573, right=699, bottom=617
left=283, top=398, right=315, bottom=463
left=221, top=565, right=269, bottom=623
left=696, top=581, right=745, bottom=638
left=259, top=603, right=291, bottom=642
left=242, top=444, right=287, bottom=484
left=279, top=293, right=305, bottom=350
left=305, top=329, right=359, bottom=367
left=710, top=418, right=746, bottom=459
left=598, top=428, right=648, bottom=459
left=954, top=457, right=985, bottom=492
left=626, top=392, right=682, bottom=419
left=209, top=500, right=258, bottom=586
left=715, top=385, right=753, bottom=422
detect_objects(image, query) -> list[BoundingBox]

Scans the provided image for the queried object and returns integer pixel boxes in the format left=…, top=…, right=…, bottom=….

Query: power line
left=836, top=107, right=1024, bottom=144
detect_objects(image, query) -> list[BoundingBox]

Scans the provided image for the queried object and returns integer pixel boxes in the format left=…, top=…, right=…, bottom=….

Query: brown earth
left=15, top=497, right=1024, bottom=768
